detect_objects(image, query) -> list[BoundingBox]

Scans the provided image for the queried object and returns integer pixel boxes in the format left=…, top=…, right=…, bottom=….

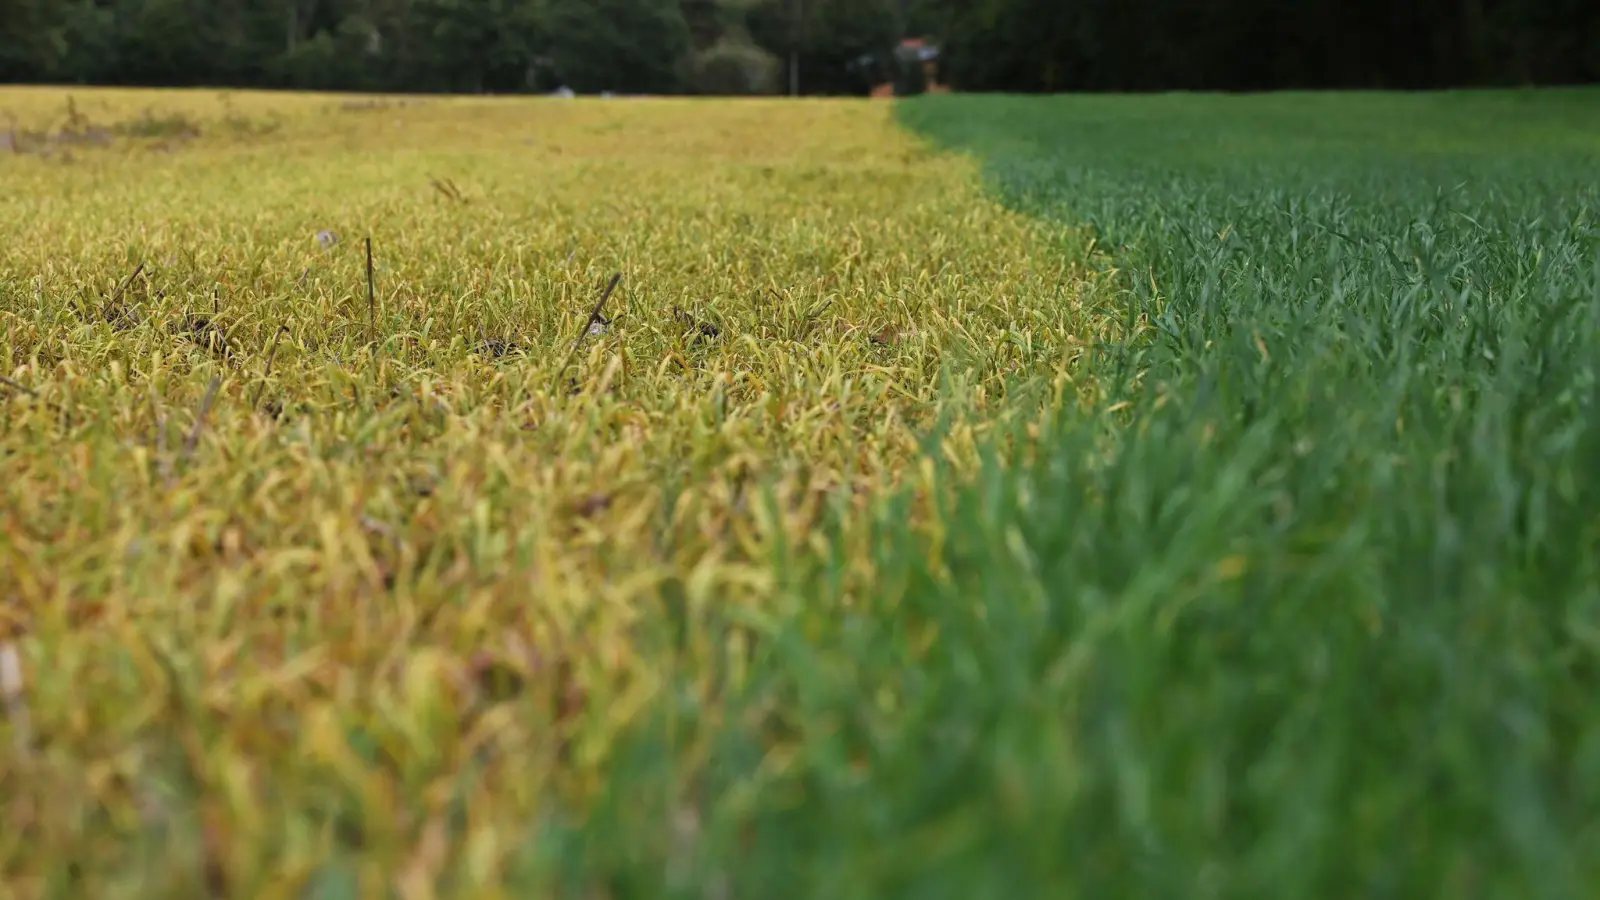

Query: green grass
left=749, top=89, right=1600, bottom=897
left=559, top=90, right=1600, bottom=897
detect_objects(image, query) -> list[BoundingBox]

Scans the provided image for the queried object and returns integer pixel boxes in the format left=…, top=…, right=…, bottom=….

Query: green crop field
left=3, top=85, right=1600, bottom=897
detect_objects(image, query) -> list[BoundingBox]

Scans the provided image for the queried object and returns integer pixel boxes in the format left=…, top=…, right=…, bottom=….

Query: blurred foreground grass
left=0, top=88, right=1105, bottom=897
left=888, top=89, right=1600, bottom=897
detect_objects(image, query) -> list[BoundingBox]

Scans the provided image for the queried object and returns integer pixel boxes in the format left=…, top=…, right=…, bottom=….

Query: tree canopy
left=2, top=0, right=1595, bottom=94
left=924, top=0, right=1600, bottom=92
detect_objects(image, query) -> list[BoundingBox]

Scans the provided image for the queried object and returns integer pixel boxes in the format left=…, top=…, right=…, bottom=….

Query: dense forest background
left=2, top=0, right=1597, bottom=95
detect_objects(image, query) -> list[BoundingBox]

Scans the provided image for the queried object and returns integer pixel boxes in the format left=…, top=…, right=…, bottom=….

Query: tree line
left=2, top=0, right=1596, bottom=95
left=929, top=0, right=1600, bottom=92
left=0, top=0, right=916, bottom=96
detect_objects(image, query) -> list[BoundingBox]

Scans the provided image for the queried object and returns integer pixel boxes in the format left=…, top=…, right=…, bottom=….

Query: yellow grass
left=0, top=88, right=1107, bottom=895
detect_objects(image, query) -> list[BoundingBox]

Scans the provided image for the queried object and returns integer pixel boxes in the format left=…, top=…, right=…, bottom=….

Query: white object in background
left=0, top=641, right=28, bottom=753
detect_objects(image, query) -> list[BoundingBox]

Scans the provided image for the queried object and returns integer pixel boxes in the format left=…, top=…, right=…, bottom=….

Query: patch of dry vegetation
left=0, top=88, right=1110, bottom=895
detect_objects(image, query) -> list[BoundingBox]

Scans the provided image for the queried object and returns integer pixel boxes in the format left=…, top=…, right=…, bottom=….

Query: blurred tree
left=113, top=0, right=227, bottom=85
left=692, top=38, right=781, bottom=94
left=919, top=0, right=1600, bottom=92
left=0, top=0, right=65, bottom=82
left=538, top=0, right=693, bottom=93
left=746, top=0, right=901, bottom=95
left=399, top=0, right=544, bottom=92
left=47, top=1, right=122, bottom=84
left=690, top=0, right=781, bottom=94
left=2, top=0, right=1595, bottom=93
left=269, top=12, right=385, bottom=90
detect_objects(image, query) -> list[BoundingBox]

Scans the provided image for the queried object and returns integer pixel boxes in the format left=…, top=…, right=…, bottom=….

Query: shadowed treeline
left=925, top=0, right=1600, bottom=92
left=0, top=0, right=910, bottom=96
left=7, top=0, right=1594, bottom=96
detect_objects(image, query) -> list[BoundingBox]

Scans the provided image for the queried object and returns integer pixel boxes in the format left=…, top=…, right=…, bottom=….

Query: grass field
left=0, top=87, right=1105, bottom=898
left=3, top=84, right=1600, bottom=897
left=891, top=90, right=1600, bottom=897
